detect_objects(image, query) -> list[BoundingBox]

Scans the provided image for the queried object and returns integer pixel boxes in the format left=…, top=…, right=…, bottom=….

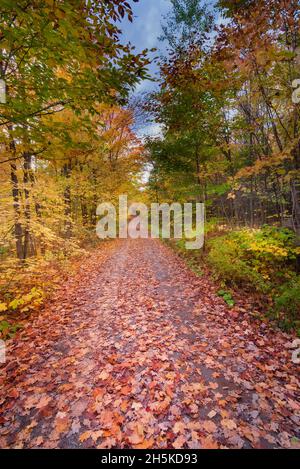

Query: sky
left=120, top=0, right=172, bottom=138
left=121, top=0, right=171, bottom=95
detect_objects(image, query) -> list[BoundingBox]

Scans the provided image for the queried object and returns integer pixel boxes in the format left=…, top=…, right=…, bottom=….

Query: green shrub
left=208, top=225, right=300, bottom=331
left=208, top=233, right=267, bottom=291
left=272, top=279, right=300, bottom=333
left=217, top=290, right=235, bottom=307
left=0, top=320, right=22, bottom=340
left=208, top=226, right=299, bottom=293
left=205, top=218, right=223, bottom=235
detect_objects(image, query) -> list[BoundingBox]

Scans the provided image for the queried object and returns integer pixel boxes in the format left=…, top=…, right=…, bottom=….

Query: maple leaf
left=133, top=438, right=154, bottom=449
left=150, top=397, right=171, bottom=414
left=71, top=421, right=81, bottom=434
left=33, top=436, right=44, bottom=447
left=35, top=396, right=52, bottom=409
left=97, top=437, right=116, bottom=449
left=221, top=419, right=237, bottom=430
left=99, top=370, right=110, bottom=380
left=200, top=436, right=219, bottom=449
left=8, top=389, right=19, bottom=399
left=203, top=420, right=217, bottom=433
left=165, top=385, right=174, bottom=398
left=173, top=435, right=186, bottom=449
left=79, top=431, right=92, bottom=443
left=120, top=400, right=128, bottom=412
left=209, top=382, right=219, bottom=390
left=58, top=384, right=73, bottom=392
left=71, top=399, right=88, bottom=417
left=90, top=430, right=103, bottom=443
left=99, top=410, right=115, bottom=428
left=132, top=402, right=143, bottom=411
left=55, top=416, right=70, bottom=435
left=128, top=433, right=144, bottom=445
left=189, top=403, right=199, bottom=415
left=173, top=421, right=186, bottom=434
left=128, top=423, right=145, bottom=445
left=120, top=386, right=131, bottom=396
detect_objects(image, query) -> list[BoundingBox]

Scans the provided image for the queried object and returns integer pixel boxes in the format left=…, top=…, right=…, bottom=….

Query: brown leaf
left=55, top=416, right=70, bottom=435
left=36, top=396, right=52, bottom=409
left=128, top=433, right=144, bottom=445
left=173, top=421, right=186, bottom=434
left=203, top=420, right=217, bottom=433
left=128, top=423, right=144, bottom=445
left=173, top=435, right=186, bottom=449
left=79, top=431, right=92, bottom=443
left=133, top=438, right=154, bottom=449
left=8, top=389, right=20, bottom=399
left=200, top=436, right=219, bottom=449
left=221, top=419, right=237, bottom=430
left=99, top=370, right=110, bottom=380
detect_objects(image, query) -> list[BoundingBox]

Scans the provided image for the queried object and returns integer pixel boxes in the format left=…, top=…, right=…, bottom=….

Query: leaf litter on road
left=0, top=239, right=299, bottom=449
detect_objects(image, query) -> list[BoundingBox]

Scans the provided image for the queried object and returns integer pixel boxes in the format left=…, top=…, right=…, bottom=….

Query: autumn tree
left=147, top=0, right=300, bottom=231
left=0, top=0, right=149, bottom=259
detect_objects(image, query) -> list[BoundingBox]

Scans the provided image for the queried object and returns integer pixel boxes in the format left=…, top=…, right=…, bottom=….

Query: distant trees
left=147, top=0, right=300, bottom=232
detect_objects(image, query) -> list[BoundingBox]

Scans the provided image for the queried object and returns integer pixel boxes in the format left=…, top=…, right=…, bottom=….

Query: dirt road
left=0, top=239, right=299, bottom=449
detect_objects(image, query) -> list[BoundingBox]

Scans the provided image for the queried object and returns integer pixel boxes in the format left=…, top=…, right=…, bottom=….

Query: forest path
left=0, top=239, right=299, bottom=449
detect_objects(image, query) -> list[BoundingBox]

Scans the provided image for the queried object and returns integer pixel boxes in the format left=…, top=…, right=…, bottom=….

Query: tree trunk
left=23, top=152, right=36, bottom=259
left=10, top=159, right=24, bottom=260
left=62, top=161, right=72, bottom=238
left=81, top=198, right=88, bottom=226
left=290, top=180, right=300, bottom=234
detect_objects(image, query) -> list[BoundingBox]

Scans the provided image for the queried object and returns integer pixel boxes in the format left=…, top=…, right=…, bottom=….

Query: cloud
left=122, top=0, right=170, bottom=51
left=138, top=122, right=163, bottom=139
left=120, top=1, right=170, bottom=137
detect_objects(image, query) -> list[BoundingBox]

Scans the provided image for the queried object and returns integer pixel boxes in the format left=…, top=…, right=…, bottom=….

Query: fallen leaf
left=173, top=435, right=186, bottom=449
left=173, top=421, right=186, bottom=434
left=99, top=370, right=110, bottom=380
left=133, top=438, right=154, bottom=449
left=79, top=431, right=92, bottom=443
left=221, top=419, right=237, bottom=430
left=203, top=420, right=217, bottom=433
left=36, top=396, right=52, bottom=409
left=200, top=436, right=219, bottom=449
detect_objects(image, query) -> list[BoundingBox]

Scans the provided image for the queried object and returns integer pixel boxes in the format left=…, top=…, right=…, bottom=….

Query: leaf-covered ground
left=0, top=239, right=299, bottom=449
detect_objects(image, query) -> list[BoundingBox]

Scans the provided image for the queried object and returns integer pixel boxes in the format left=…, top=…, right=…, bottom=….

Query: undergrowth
left=166, top=223, right=300, bottom=336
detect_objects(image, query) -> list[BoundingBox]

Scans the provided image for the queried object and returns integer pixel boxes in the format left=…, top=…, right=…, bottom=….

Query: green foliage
left=148, top=0, right=300, bottom=240
left=217, top=0, right=255, bottom=16
left=185, top=257, right=204, bottom=277
left=167, top=221, right=299, bottom=330
left=208, top=226, right=299, bottom=292
left=160, top=0, right=213, bottom=49
left=208, top=225, right=300, bottom=330
left=0, top=0, right=149, bottom=130
left=205, top=218, right=222, bottom=235
left=272, top=279, right=300, bottom=333
left=0, top=320, right=22, bottom=339
left=8, top=287, right=44, bottom=313
left=217, top=290, right=235, bottom=307
left=164, top=238, right=203, bottom=276
left=208, top=232, right=266, bottom=291
left=0, top=0, right=149, bottom=327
